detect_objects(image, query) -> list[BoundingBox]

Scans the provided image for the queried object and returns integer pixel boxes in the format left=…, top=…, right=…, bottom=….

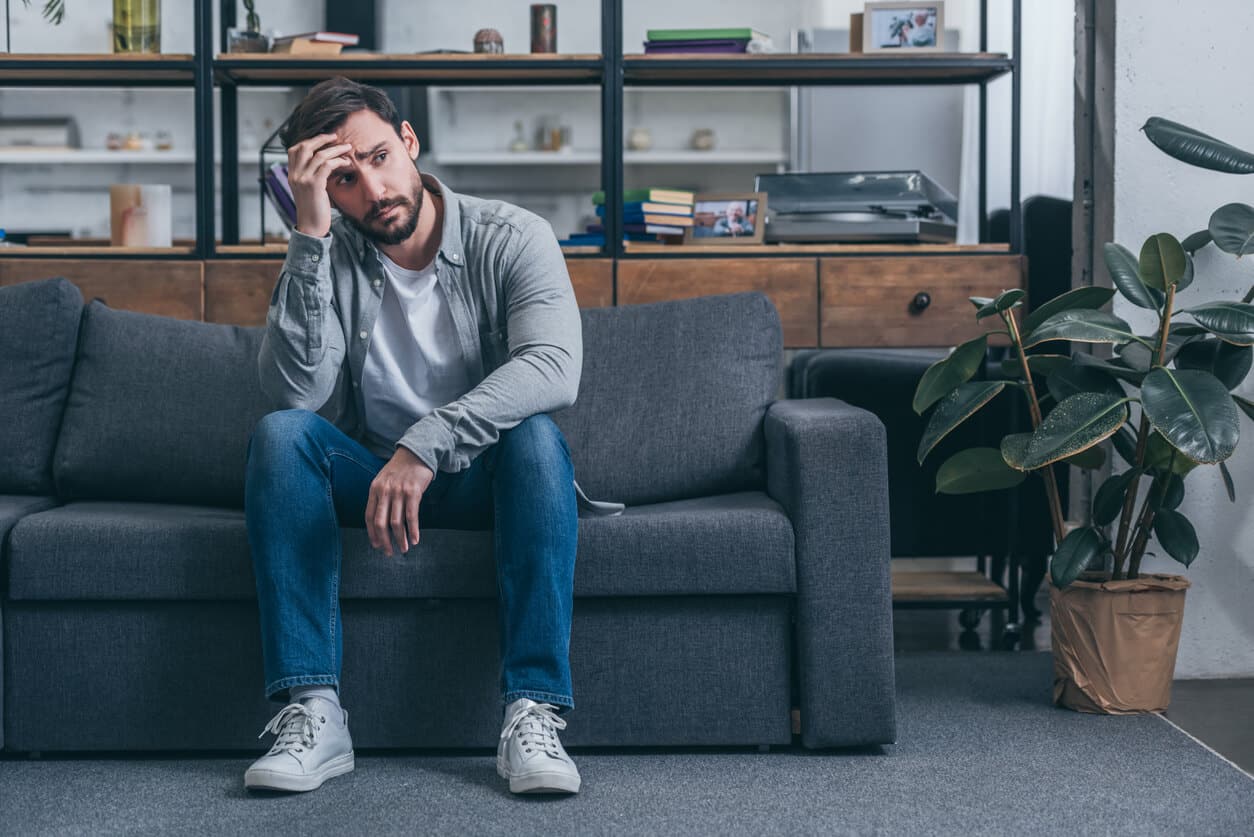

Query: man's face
left=326, top=109, right=424, bottom=246
left=727, top=204, right=745, bottom=222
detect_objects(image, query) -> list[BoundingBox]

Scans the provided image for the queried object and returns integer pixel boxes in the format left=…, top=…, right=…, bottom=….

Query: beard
left=343, top=174, right=425, bottom=246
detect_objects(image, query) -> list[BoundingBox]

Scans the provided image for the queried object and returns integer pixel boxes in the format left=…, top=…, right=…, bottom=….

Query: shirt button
left=310, top=254, right=320, bottom=263
left=372, top=279, right=382, bottom=288
left=450, top=253, right=460, bottom=263
left=359, top=330, right=368, bottom=340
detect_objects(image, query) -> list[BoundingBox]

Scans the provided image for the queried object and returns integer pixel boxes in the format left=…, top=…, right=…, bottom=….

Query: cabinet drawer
left=820, top=255, right=1024, bottom=348
left=617, top=257, right=818, bottom=348
left=0, top=259, right=203, bottom=321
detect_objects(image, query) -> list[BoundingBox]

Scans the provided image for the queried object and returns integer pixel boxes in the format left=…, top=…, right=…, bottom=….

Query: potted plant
left=913, top=115, right=1254, bottom=715
left=227, top=0, right=267, bottom=53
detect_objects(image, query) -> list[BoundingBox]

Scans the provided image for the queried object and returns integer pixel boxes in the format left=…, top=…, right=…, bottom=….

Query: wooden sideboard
left=0, top=254, right=1023, bottom=349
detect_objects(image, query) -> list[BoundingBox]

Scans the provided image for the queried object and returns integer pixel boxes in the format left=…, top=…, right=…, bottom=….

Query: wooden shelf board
left=624, top=52, right=1012, bottom=85
left=0, top=53, right=196, bottom=83
left=622, top=242, right=1011, bottom=255
left=0, top=246, right=196, bottom=256
left=215, top=53, right=604, bottom=84
left=215, top=244, right=292, bottom=255
left=891, top=570, right=1009, bottom=602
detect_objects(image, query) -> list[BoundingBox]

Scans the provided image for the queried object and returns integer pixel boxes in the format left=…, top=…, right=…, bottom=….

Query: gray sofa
left=0, top=276, right=896, bottom=753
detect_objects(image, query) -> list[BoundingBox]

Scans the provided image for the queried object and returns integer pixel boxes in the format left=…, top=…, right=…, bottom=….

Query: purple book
left=643, top=39, right=749, bottom=53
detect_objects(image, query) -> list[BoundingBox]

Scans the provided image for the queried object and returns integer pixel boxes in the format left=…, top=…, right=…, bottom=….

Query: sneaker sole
left=245, top=751, right=355, bottom=793
left=507, top=769, right=581, bottom=794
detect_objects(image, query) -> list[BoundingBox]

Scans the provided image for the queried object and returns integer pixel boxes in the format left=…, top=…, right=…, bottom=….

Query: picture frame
left=862, top=2, right=944, bottom=53
left=684, top=192, right=767, bottom=245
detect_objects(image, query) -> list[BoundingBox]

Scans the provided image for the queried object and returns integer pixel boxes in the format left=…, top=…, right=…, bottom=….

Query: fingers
left=367, top=475, right=424, bottom=558
left=407, top=497, right=421, bottom=549
left=388, top=490, right=407, bottom=554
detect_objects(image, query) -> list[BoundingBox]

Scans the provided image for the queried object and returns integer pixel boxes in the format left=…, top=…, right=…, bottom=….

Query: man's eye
left=375, top=152, right=387, bottom=164
left=338, top=173, right=355, bottom=185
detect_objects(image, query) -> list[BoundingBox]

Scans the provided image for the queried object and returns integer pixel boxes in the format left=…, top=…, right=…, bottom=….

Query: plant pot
left=1049, top=572, right=1190, bottom=714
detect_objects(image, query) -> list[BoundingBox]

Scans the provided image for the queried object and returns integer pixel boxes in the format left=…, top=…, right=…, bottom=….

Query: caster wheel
left=958, top=608, right=983, bottom=631
left=1000, top=627, right=1021, bottom=651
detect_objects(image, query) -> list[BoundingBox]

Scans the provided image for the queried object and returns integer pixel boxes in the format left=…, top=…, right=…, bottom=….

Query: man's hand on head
left=366, top=445, right=435, bottom=557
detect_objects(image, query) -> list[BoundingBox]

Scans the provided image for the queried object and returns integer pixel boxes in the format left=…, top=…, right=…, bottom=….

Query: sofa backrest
left=0, top=277, right=84, bottom=495
left=553, top=292, right=782, bottom=506
left=47, top=290, right=782, bottom=509
left=53, top=301, right=274, bottom=507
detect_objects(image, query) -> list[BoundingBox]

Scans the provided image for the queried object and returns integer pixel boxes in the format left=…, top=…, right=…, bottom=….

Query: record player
left=753, top=170, right=958, bottom=244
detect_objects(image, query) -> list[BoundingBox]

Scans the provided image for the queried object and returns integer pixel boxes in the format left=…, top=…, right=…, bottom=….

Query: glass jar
left=113, top=0, right=161, bottom=54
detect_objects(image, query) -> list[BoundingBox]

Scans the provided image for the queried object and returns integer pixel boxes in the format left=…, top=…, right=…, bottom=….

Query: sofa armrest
left=765, top=398, right=897, bottom=749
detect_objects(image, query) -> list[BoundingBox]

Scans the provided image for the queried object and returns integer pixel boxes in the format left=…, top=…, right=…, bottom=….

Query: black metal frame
left=0, top=0, right=1022, bottom=264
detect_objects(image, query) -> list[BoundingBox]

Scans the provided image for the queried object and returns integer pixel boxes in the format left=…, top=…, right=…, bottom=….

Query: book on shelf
left=623, top=222, right=687, bottom=236
left=596, top=213, right=697, bottom=229
left=272, top=30, right=360, bottom=45
left=644, top=28, right=769, bottom=42
left=643, top=39, right=749, bottom=54
left=271, top=31, right=360, bottom=56
left=262, top=162, right=297, bottom=230
left=594, top=201, right=694, bottom=217
left=592, top=188, right=695, bottom=206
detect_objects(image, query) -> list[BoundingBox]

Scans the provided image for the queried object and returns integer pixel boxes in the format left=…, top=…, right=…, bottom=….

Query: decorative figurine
left=509, top=120, right=529, bottom=152
left=627, top=127, right=652, bottom=151
left=530, top=4, right=557, bottom=53
left=689, top=128, right=717, bottom=151
left=474, top=28, right=504, bottom=54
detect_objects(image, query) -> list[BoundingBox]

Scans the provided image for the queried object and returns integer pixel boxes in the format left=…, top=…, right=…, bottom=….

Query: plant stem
left=1126, top=469, right=1170, bottom=579
left=1112, top=282, right=1177, bottom=576
left=1004, top=309, right=1066, bottom=547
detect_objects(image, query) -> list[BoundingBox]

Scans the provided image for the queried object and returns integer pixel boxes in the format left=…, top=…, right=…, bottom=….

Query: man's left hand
left=366, top=446, right=435, bottom=557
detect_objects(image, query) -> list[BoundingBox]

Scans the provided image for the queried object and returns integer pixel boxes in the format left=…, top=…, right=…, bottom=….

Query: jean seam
left=267, top=674, right=339, bottom=701
left=326, top=446, right=380, bottom=474
left=322, top=450, right=340, bottom=681
left=504, top=689, right=574, bottom=708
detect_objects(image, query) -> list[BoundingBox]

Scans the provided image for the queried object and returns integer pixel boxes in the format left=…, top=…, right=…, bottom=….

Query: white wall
left=1113, top=0, right=1254, bottom=678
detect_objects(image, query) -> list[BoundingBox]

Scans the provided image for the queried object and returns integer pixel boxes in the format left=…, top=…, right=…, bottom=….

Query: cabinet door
left=616, top=257, right=818, bottom=348
left=205, top=260, right=275, bottom=326
left=565, top=258, right=613, bottom=309
left=0, top=259, right=203, bottom=321
left=820, top=256, right=1024, bottom=348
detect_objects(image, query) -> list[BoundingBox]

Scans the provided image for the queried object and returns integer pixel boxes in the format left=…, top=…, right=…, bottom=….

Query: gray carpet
left=1, top=651, right=1251, bottom=836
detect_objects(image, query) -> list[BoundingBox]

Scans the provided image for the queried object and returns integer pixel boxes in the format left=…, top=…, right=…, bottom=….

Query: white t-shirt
left=360, top=249, right=474, bottom=458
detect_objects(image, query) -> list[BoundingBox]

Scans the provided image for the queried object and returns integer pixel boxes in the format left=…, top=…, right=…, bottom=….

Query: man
left=712, top=202, right=753, bottom=236
left=242, top=76, right=622, bottom=796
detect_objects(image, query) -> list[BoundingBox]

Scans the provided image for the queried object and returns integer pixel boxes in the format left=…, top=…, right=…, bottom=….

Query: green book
left=645, top=28, right=769, bottom=43
left=592, top=188, right=695, bottom=206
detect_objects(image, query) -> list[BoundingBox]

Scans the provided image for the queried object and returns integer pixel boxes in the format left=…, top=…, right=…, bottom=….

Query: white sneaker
left=244, top=697, right=355, bottom=792
left=496, top=698, right=581, bottom=794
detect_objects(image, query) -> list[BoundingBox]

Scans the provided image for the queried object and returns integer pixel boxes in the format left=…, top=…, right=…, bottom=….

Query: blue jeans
left=243, top=408, right=577, bottom=717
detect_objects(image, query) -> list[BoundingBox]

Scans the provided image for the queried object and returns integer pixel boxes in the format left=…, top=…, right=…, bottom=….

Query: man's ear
left=400, top=120, right=421, bottom=161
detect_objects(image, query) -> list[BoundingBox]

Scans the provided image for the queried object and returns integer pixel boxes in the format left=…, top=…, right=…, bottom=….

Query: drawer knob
left=911, top=291, right=932, bottom=312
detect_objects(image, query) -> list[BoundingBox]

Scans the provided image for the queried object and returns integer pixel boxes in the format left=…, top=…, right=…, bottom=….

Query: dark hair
left=279, top=76, right=404, bottom=148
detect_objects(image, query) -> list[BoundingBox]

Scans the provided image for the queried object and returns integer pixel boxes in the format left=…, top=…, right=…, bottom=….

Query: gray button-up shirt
left=258, top=171, right=624, bottom=517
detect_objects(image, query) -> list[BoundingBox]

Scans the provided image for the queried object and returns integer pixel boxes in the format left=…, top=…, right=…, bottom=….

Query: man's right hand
left=287, top=132, right=354, bottom=239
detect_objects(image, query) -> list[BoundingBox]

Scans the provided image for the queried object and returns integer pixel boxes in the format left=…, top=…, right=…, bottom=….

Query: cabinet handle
left=911, top=291, right=932, bottom=312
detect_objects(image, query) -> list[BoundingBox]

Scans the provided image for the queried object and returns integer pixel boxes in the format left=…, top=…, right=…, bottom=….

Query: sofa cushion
left=53, top=301, right=274, bottom=508
left=555, top=292, right=782, bottom=506
left=0, top=277, right=84, bottom=495
left=6, top=491, right=795, bottom=600
left=0, top=494, right=60, bottom=575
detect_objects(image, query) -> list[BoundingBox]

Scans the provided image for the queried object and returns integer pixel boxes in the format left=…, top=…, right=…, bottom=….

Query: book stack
left=642, top=28, right=769, bottom=54
left=262, top=162, right=297, bottom=231
left=271, top=31, right=360, bottom=56
left=560, top=188, right=696, bottom=247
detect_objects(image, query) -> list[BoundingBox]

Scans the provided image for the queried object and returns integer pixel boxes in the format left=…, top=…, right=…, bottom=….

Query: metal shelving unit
left=0, top=0, right=1020, bottom=262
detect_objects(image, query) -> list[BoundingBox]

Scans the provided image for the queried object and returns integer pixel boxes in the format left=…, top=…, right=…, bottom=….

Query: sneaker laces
left=259, top=702, right=324, bottom=754
left=500, top=702, right=566, bottom=758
